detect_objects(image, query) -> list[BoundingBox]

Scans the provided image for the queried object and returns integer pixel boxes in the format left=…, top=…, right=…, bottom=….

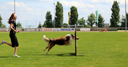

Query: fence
left=90, top=28, right=118, bottom=31
left=0, top=28, right=90, bottom=32
left=0, top=28, right=9, bottom=32
left=0, top=27, right=127, bottom=32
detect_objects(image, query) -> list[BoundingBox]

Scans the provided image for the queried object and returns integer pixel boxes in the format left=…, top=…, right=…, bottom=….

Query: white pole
left=14, top=0, right=15, bottom=13
left=41, top=10, right=42, bottom=24
left=54, top=3, right=55, bottom=28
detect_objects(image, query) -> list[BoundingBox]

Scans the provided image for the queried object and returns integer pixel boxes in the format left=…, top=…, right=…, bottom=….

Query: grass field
left=0, top=32, right=128, bottom=67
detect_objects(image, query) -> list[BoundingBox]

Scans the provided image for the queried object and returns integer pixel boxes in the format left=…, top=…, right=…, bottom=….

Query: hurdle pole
left=75, top=24, right=77, bottom=56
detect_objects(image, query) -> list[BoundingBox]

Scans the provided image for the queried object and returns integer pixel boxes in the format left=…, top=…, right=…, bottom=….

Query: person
left=0, top=13, right=20, bottom=57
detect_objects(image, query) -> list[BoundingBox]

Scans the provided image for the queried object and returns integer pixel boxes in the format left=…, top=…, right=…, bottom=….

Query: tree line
left=40, top=2, right=79, bottom=28
left=0, top=1, right=127, bottom=28
left=0, top=15, right=6, bottom=28
left=39, top=1, right=128, bottom=28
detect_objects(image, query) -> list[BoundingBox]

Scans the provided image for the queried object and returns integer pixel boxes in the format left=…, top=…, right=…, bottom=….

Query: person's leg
left=0, top=40, right=12, bottom=46
left=14, top=47, right=18, bottom=55
left=0, top=40, right=5, bottom=45
left=14, top=46, right=20, bottom=57
left=13, top=34, right=20, bottom=57
left=5, top=42, right=12, bottom=46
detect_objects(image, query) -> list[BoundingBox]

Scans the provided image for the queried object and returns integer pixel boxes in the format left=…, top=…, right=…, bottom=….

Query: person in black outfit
left=0, top=13, right=20, bottom=57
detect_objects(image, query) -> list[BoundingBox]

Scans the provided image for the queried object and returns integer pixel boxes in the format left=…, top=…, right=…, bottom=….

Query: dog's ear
left=66, top=36, right=70, bottom=41
left=71, top=34, right=75, bottom=39
left=71, top=34, right=73, bottom=37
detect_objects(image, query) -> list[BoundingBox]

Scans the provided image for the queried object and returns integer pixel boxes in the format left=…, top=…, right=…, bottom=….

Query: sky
left=0, top=0, right=128, bottom=28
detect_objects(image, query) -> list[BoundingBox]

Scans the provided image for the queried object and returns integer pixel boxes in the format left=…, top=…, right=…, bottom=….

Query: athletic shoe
left=0, top=40, right=5, bottom=45
left=14, top=54, right=20, bottom=57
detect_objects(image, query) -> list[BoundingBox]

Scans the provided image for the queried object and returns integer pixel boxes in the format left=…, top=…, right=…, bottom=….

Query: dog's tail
left=43, top=35, right=50, bottom=43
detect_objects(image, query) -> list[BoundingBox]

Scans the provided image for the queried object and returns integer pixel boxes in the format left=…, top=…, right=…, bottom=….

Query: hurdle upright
left=75, top=24, right=77, bottom=56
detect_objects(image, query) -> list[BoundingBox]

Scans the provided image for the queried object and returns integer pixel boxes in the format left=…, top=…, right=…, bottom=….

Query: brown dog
left=43, top=34, right=79, bottom=54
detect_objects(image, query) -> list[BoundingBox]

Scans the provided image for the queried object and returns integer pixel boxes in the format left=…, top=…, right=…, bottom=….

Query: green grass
left=0, top=32, right=128, bottom=67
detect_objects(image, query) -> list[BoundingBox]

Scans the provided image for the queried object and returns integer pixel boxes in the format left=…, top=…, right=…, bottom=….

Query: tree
left=87, top=13, right=96, bottom=28
left=121, top=15, right=125, bottom=27
left=121, top=13, right=128, bottom=27
left=98, top=14, right=105, bottom=27
left=78, top=17, right=86, bottom=27
left=42, top=21, right=47, bottom=28
left=45, top=11, right=52, bottom=28
left=0, top=15, right=3, bottom=28
left=2, top=24, right=6, bottom=28
left=54, top=1, right=63, bottom=28
left=38, top=22, right=42, bottom=28
left=0, top=15, right=7, bottom=28
left=63, top=23, right=68, bottom=28
left=16, top=21, right=23, bottom=28
left=110, top=1, right=120, bottom=27
left=70, top=6, right=78, bottom=25
left=52, top=20, right=55, bottom=28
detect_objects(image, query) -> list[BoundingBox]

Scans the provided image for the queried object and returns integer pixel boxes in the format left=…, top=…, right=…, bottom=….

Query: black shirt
left=10, top=19, right=16, bottom=34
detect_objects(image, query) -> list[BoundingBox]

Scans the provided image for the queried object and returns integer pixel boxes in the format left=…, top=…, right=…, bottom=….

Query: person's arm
left=10, top=23, right=19, bottom=33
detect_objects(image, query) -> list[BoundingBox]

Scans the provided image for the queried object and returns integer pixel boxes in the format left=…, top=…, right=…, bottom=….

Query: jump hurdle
left=74, top=25, right=84, bottom=56
left=75, top=24, right=77, bottom=56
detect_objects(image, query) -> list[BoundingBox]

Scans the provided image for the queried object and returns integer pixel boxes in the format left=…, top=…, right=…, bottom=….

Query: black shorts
left=9, top=33, right=19, bottom=47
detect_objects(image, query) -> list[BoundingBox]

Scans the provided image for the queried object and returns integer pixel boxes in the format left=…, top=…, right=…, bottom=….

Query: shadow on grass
left=0, top=56, right=10, bottom=58
left=40, top=53, right=84, bottom=56
left=57, top=53, right=76, bottom=56
left=57, top=53, right=84, bottom=56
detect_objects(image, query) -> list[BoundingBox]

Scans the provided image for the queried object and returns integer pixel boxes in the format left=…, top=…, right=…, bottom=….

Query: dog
left=43, top=34, right=79, bottom=54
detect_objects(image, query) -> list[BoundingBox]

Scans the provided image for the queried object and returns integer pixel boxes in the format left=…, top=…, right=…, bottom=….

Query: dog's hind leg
left=47, top=44, right=55, bottom=54
left=44, top=44, right=49, bottom=51
left=44, top=47, right=48, bottom=51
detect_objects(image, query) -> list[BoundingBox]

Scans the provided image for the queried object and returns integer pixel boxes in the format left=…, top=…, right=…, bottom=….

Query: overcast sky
left=0, top=0, right=128, bottom=28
